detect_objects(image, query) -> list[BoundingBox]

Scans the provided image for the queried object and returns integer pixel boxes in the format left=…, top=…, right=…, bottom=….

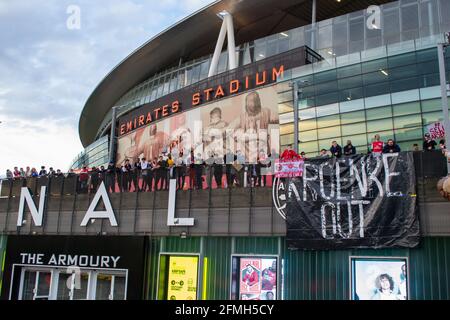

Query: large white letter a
left=81, top=182, right=118, bottom=227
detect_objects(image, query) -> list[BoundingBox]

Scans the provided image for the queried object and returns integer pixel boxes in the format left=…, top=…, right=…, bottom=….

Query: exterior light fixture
left=180, top=231, right=187, bottom=239
left=280, top=32, right=289, bottom=37
left=380, top=69, right=389, bottom=76
left=216, top=10, right=229, bottom=19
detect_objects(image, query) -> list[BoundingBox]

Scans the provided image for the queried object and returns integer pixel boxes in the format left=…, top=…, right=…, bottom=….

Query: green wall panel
left=145, top=236, right=450, bottom=300
left=0, top=236, right=6, bottom=296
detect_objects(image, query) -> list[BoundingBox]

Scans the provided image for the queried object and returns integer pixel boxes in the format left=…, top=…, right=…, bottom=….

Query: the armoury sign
left=273, top=152, right=420, bottom=249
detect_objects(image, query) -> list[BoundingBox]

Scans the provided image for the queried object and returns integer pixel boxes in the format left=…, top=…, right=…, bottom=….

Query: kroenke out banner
left=285, top=152, right=420, bottom=250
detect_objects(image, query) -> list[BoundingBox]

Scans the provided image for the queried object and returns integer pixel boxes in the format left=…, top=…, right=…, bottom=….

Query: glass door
left=21, top=270, right=51, bottom=300
left=95, top=273, right=126, bottom=300
left=56, top=271, right=90, bottom=300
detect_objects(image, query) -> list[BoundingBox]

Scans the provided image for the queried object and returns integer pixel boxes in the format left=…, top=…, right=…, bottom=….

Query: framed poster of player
left=350, top=256, right=409, bottom=300
left=230, top=255, right=278, bottom=300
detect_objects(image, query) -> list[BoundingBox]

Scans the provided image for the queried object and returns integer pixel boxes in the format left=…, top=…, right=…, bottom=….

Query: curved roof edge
left=79, top=0, right=394, bottom=147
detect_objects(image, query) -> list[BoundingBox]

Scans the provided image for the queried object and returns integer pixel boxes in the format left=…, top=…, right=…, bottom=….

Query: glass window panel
left=349, top=17, right=364, bottom=52
left=417, top=60, right=439, bottom=75
left=340, top=98, right=365, bottom=112
left=366, top=106, right=392, bottom=120
left=316, top=103, right=339, bottom=117
left=421, top=99, right=441, bottom=112
left=391, top=77, right=420, bottom=93
left=298, top=97, right=316, bottom=109
left=394, top=126, right=423, bottom=142
left=341, top=123, right=366, bottom=136
left=317, top=115, right=340, bottom=128
left=281, top=134, right=294, bottom=146
left=280, top=124, right=294, bottom=135
left=366, top=119, right=393, bottom=132
left=365, top=94, right=391, bottom=109
left=340, top=87, right=364, bottom=102
left=341, top=110, right=365, bottom=124
left=318, top=126, right=341, bottom=139
left=332, top=21, right=348, bottom=57
left=393, top=101, right=421, bottom=116
left=299, top=129, right=318, bottom=142
left=389, top=65, right=418, bottom=80
left=113, top=276, right=126, bottom=300
left=266, top=40, right=278, bottom=57
left=388, top=52, right=416, bottom=69
left=316, top=92, right=339, bottom=106
left=363, top=70, right=390, bottom=85
left=383, top=8, right=400, bottom=44
left=96, top=274, right=112, bottom=300
left=364, top=82, right=390, bottom=98
left=401, top=4, right=419, bottom=41
left=314, top=81, right=338, bottom=96
left=73, top=273, right=89, bottom=300
left=278, top=91, right=293, bottom=103
left=337, top=64, right=361, bottom=79
left=342, top=133, right=368, bottom=148
left=338, top=75, right=363, bottom=89
left=254, top=39, right=266, bottom=61
left=22, top=271, right=36, bottom=300
left=422, top=111, right=442, bottom=125
left=361, top=58, right=388, bottom=73
left=279, top=102, right=293, bottom=114
left=279, top=112, right=293, bottom=125
left=57, top=273, right=72, bottom=300
left=318, top=24, right=332, bottom=49
left=299, top=108, right=316, bottom=120
left=417, top=47, right=437, bottom=62
left=299, top=141, right=318, bottom=153
left=394, top=114, right=422, bottom=129
left=420, top=73, right=440, bottom=88
left=299, top=119, right=317, bottom=131
left=313, top=69, right=337, bottom=83
left=391, top=89, right=420, bottom=104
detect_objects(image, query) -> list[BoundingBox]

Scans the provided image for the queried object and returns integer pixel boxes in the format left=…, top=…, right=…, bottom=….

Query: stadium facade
left=1, top=0, right=450, bottom=300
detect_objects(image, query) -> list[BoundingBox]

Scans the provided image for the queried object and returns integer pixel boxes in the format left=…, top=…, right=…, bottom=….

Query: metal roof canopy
left=79, top=0, right=395, bottom=147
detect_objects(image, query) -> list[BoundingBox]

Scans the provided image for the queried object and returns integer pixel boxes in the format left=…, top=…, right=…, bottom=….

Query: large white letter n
left=17, top=186, right=46, bottom=227
left=81, top=182, right=118, bottom=227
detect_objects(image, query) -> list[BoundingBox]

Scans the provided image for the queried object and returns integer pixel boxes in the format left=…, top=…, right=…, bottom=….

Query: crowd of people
left=3, top=133, right=447, bottom=194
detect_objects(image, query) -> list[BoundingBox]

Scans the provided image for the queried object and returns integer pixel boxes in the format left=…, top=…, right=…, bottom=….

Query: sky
left=0, top=0, right=214, bottom=175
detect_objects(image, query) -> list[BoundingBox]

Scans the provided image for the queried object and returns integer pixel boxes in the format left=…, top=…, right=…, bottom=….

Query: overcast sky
left=0, top=0, right=213, bottom=175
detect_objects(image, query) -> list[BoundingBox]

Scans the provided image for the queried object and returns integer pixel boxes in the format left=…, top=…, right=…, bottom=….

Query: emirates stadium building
left=1, top=0, right=450, bottom=301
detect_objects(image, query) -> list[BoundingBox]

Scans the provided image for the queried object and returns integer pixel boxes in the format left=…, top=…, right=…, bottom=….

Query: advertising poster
left=351, top=257, right=408, bottom=300
left=238, top=258, right=277, bottom=300
left=116, top=86, right=279, bottom=166
left=167, top=256, right=198, bottom=300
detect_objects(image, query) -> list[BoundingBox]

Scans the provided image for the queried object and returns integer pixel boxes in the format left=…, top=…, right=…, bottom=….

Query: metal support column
left=292, top=81, right=299, bottom=153
left=311, top=0, right=317, bottom=50
left=109, top=106, right=118, bottom=164
left=437, top=42, right=450, bottom=174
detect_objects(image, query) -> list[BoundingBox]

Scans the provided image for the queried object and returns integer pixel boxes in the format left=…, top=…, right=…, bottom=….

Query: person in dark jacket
left=383, top=139, right=401, bottom=153
left=423, top=133, right=437, bottom=151
left=330, top=141, right=342, bottom=158
left=105, top=162, right=116, bottom=193
left=343, top=140, right=356, bottom=156
left=90, top=166, right=99, bottom=192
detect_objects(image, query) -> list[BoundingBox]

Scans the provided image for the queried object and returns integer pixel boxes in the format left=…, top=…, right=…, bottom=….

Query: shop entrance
left=14, top=265, right=128, bottom=300
left=20, top=269, right=52, bottom=300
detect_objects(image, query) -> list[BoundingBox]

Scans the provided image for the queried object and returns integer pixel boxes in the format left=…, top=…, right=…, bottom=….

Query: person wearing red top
left=280, top=145, right=302, bottom=161
left=242, top=264, right=259, bottom=287
left=371, top=134, right=384, bottom=155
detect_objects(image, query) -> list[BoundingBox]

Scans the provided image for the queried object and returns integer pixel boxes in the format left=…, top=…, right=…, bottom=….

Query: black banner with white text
left=286, top=152, right=420, bottom=249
